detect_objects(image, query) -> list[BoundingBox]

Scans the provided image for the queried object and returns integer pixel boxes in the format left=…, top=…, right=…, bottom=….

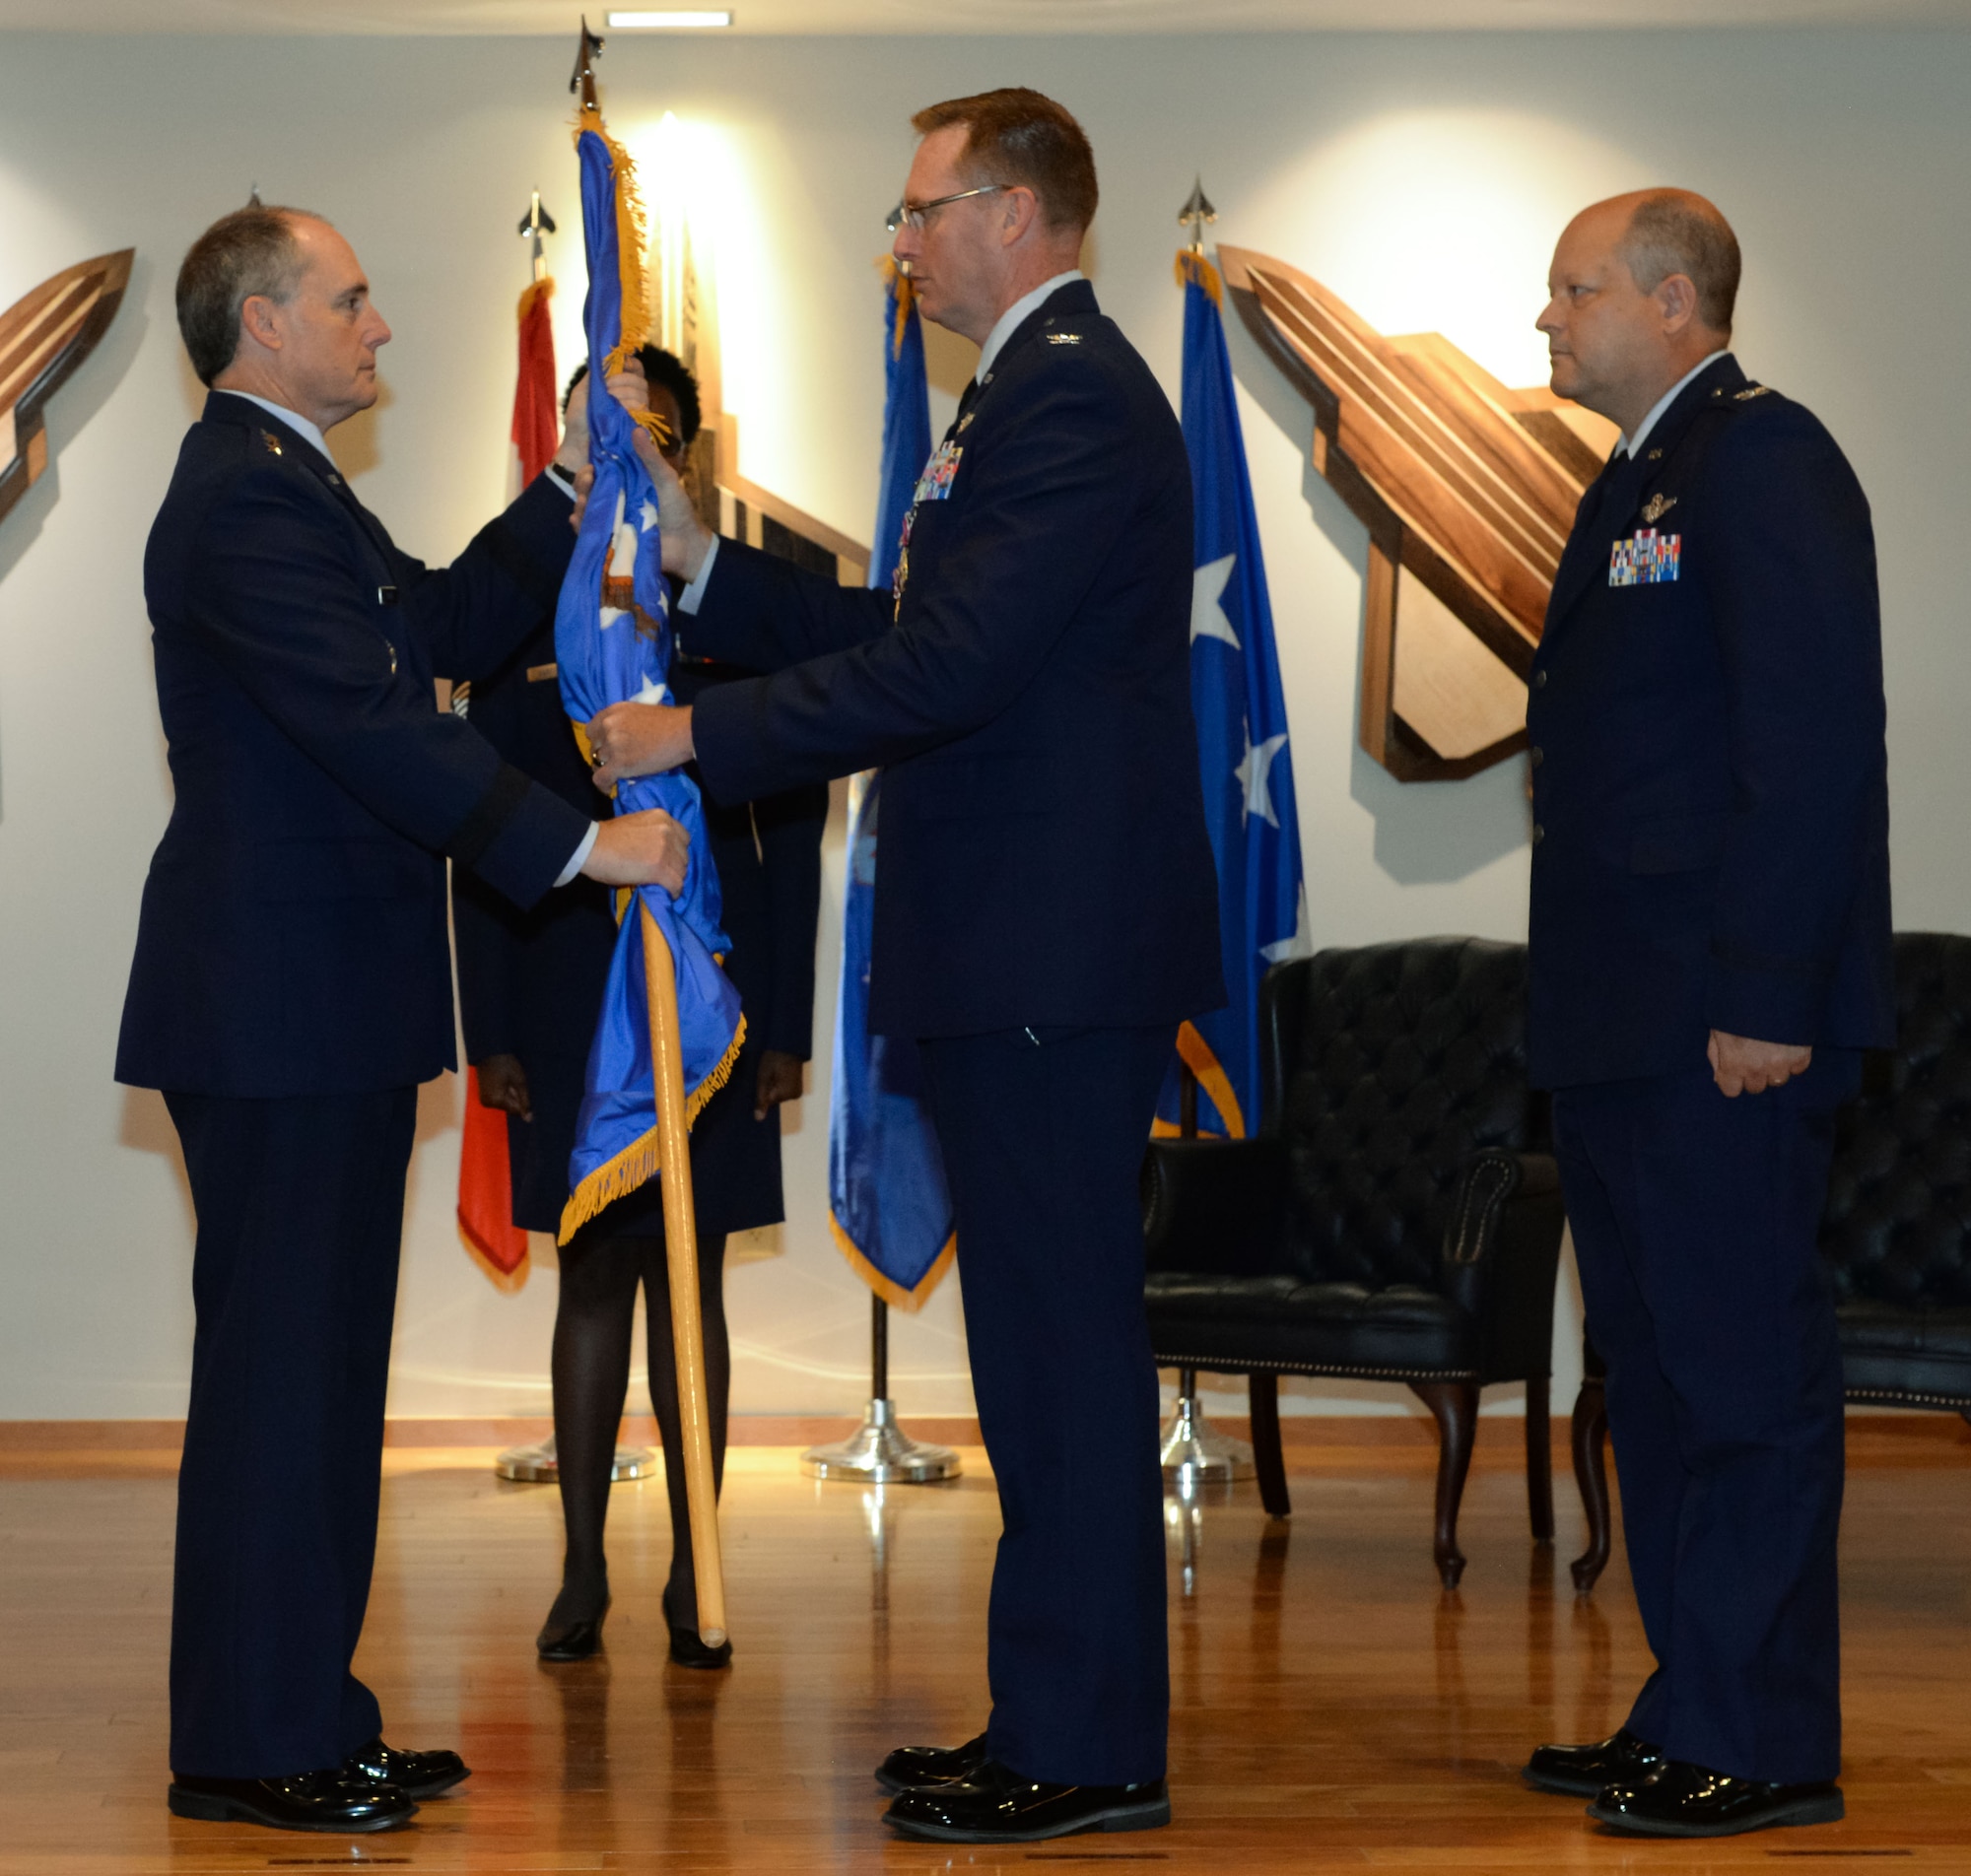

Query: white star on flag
left=640, top=499, right=660, bottom=533
left=1234, top=722, right=1290, bottom=829
left=1191, top=552, right=1240, bottom=648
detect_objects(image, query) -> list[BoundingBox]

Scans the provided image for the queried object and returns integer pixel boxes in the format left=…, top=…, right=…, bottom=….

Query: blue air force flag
left=826, top=263, right=955, bottom=1308
left=1157, top=250, right=1311, bottom=1139
left=555, top=111, right=745, bottom=1241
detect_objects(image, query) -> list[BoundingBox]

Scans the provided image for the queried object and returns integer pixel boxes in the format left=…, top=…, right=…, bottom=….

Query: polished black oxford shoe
left=876, top=1732, right=988, bottom=1795
left=343, top=1737, right=469, bottom=1798
left=1591, top=1759, right=1845, bottom=1837
left=883, top=1760, right=1171, bottom=1843
left=1523, top=1725, right=1665, bottom=1796
left=168, top=1769, right=417, bottom=1833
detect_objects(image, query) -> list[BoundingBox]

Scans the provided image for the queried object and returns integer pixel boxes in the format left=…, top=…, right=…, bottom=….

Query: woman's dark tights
left=545, top=1227, right=729, bottom=1635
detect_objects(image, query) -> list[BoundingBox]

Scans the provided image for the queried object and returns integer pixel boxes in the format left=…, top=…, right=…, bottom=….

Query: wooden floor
left=3, top=1418, right=1969, bottom=1873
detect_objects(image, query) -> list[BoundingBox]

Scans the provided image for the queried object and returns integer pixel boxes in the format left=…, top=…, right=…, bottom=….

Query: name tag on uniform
left=914, top=440, right=963, bottom=503
left=1609, top=527, right=1681, bottom=586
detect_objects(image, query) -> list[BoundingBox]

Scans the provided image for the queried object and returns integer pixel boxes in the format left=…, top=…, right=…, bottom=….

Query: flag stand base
left=802, top=1396, right=961, bottom=1484
left=1159, top=1373, right=1256, bottom=1484
left=494, top=1434, right=656, bottom=1484
left=802, top=1296, right=962, bottom=1483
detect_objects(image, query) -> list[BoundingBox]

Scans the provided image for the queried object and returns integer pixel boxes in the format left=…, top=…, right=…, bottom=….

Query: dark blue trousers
left=165, top=1088, right=416, bottom=1778
left=1553, top=1052, right=1858, bottom=1785
left=917, top=1024, right=1172, bottom=1788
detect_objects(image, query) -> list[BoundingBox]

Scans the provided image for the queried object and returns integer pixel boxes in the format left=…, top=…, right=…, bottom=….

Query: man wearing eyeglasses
left=583, top=87, right=1223, bottom=1845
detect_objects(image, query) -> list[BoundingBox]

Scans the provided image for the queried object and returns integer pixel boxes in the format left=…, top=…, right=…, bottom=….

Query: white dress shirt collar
left=214, top=389, right=334, bottom=464
left=975, top=270, right=1087, bottom=384
left=1622, top=349, right=1732, bottom=458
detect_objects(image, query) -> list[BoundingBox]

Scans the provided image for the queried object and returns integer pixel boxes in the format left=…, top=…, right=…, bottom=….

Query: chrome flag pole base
left=494, top=1434, right=656, bottom=1484
left=802, top=1398, right=962, bottom=1484
left=1159, top=1389, right=1256, bottom=1485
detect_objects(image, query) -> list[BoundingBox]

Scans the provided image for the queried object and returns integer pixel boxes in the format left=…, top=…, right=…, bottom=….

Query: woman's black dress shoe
left=342, top=1737, right=470, bottom=1798
left=884, top=1761, right=1171, bottom=1843
left=1524, top=1725, right=1665, bottom=1796
left=662, top=1584, right=733, bottom=1671
left=1591, top=1760, right=1845, bottom=1837
left=168, top=1770, right=416, bottom=1833
left=667, top=1619, right=733, bottom=1668
left=537, top=1596, right=610, bottom=1661
left=876, top=1732, right=989, bottom=1795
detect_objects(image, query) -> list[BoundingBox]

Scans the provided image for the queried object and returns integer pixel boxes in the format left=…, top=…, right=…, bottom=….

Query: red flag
left=456, top=277, right=559, bottom=1284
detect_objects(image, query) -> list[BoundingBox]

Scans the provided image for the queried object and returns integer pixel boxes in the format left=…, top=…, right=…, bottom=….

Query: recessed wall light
left=606, top=9, right=734, bottom=25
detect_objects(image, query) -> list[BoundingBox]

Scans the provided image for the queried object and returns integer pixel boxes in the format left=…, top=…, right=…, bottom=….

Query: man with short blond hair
left=1519, top=189, right=1891, bottom=1839
left=585, top=88, right=1223, bottom=1844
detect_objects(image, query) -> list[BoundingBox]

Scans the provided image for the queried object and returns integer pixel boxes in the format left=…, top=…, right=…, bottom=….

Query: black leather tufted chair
left=1570, top=930, right=1971, bottom=1591
left=1141, top=938, right=1568, bottom=1587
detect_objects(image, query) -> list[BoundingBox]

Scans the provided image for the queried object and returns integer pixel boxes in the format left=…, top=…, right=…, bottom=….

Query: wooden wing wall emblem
left=1, top=249, right=135, bottom=527
left=1219, top=245, right=1617, bottom=780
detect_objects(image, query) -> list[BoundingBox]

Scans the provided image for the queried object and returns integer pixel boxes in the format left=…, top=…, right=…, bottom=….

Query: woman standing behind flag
left=454, top=351, right=827, bottom=1666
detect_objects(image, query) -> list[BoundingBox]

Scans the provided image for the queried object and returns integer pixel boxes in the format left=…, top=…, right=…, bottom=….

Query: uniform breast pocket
left=1628, top=810, right=1731, bottom=875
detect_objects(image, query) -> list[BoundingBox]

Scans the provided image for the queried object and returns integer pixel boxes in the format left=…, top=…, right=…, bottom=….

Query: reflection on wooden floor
left=3, top=1418, right=1969, bottom=1872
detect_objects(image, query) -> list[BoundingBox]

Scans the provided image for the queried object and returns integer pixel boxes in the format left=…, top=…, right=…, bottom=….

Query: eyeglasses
left=886, top=184, right=1009, bottom=234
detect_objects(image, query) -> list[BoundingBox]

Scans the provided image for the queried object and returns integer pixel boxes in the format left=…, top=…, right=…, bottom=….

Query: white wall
left=2, top=28, right=1965, bottom=1421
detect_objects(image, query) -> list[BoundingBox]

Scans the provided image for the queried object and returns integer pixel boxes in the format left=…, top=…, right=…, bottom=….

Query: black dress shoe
left=876, top=1732, right=988, bottom=1795
left=343, top=1737, right=470, bottom=1799
left=662, top=1584, right=733, bottom=1671
left=1591, top=1759, right=1845, bottom=1837
left=1524, top=1725, right=1665, bottom=1796
left=884, top=1760, right=1171, bottom=1843
left=667, top=1619, right=733, bottom=1669
left=168, top=1770, right=417, bottom=1834
left=537, top=1596, right=610, bottom=1661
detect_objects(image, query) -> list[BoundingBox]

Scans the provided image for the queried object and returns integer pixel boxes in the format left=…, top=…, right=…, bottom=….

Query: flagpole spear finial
left=571, top=15, right=605, bottom=112
left=517, top=188, right=558, bottom=283
left=1178, top=177, right=1217, bottom=256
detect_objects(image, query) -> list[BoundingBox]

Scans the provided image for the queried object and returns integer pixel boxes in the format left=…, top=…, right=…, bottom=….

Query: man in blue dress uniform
left=582, top=90, right=1224, bottom=1844
left=1518, top=190, right=1893, bottom=1839
left=115, top=205, right=687, bottom=1835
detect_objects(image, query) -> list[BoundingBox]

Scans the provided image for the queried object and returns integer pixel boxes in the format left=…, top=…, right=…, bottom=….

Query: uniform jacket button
left=1533, top=669, right=1548, bottom=690
left=1529, top=746, right=1544, bottom=769
left=1531, top=823, right=1545, bottom=845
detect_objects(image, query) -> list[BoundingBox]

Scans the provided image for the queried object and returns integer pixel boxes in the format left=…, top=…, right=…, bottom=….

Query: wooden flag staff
left=640, top=905, right=729, bottom=1648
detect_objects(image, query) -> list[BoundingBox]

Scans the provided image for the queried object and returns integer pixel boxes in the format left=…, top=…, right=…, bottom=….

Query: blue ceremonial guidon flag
left=555, top=109, right=745, bottom=1243
left=826, top=262, right=955, bottom=1308
left=1157, top=249, right=1311, bottom=1140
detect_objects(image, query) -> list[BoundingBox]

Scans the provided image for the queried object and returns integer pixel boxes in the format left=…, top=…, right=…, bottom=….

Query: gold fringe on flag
left=1174, top=247, right=1224, bottom=307
left=574, top=104, right=675, bottom=454
left=878, top=255, right=919, bottom=362
left=1148, top=1018, right=1247, bottom=1140
left=828, top=1211, right=956, bottom=1313
left=556, top=1011, right=747, bottom=1244
left=516, top=275, right=556, bottom=322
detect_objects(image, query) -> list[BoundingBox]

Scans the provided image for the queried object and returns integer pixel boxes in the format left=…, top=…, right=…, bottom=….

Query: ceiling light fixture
left=606, top=9, right=734, bottom=25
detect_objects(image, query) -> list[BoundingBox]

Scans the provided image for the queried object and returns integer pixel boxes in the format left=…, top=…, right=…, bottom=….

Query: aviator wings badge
left=1641, top=493, right=1677, bottom=525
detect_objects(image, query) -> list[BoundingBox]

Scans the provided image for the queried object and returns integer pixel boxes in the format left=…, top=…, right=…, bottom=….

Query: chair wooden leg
left=1409, top=1379, right=1478, bottom=1589
left=1249, top=1372, right=1291, bottom=1519
left=1525, top=1374, right=1554, bottom=1545
left=1569, top=1374, right=1611, bottom=1594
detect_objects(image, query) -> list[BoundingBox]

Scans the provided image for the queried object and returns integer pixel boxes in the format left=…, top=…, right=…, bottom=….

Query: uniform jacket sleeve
left=185, top=467, right=589, bottom=909
left=682, top=543, right=893, bottom=673
left=405, top=472, right=580, bottom=683
left=691, top=357, right=1143, bottom=804
left=1702, top=408, right=1887, bottom=1042
left=753, top=780, right=829, bottom=1058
